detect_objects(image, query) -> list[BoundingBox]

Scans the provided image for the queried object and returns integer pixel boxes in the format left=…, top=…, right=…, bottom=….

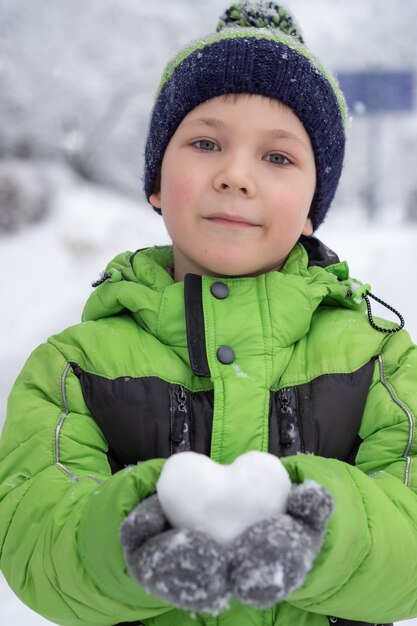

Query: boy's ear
left=150, top=170, right=162, bottom=208
left=302, top=217, right=313, bottom=237
left=149, top=191, right=161, bottom=209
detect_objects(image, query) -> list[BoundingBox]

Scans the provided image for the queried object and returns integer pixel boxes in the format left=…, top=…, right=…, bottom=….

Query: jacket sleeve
left=282, top=328, right=417, bottom=624
left=0, top=341, right=170, bottom=626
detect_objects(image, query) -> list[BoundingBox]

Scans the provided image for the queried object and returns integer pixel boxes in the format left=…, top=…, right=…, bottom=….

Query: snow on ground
left=0, top=182, right=417, bottom=624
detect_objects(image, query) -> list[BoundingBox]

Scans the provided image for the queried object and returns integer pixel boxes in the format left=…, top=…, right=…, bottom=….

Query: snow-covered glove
left=229, top=480, right=334, bottom=608
left=119, top=494, right=231, bottom=614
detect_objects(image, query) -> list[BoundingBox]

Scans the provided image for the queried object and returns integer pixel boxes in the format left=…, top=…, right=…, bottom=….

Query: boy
left=1, top=2, right=416, bottom=626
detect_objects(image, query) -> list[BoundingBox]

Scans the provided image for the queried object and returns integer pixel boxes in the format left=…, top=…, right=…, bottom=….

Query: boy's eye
left=265, top=153, right=291, bottom=165
left=193, top=140, right=220, bottom=151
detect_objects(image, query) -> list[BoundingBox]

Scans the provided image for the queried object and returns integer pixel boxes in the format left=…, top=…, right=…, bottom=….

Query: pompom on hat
left=144, top=1, right=349, bottom=231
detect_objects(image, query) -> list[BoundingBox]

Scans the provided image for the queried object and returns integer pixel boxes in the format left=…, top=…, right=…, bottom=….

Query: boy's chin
left=204, top=259, right=284, bottom=279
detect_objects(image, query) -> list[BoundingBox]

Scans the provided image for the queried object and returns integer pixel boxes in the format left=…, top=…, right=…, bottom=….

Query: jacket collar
left=82, top=238, right=365, bottom=357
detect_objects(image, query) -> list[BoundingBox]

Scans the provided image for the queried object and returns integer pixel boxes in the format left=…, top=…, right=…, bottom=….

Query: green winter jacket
left=1, top=240, right=417, bottom=626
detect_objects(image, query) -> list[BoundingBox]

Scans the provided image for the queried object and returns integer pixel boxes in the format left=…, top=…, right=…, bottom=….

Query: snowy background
left=1, top=0, right=417, bottom=623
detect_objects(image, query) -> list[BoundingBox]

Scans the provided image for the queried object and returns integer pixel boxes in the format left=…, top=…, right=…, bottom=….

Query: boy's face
left=150, top=94, right=316, bottom=281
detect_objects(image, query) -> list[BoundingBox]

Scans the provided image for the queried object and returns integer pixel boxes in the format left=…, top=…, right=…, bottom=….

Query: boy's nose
left=213, top=162, right=256, bottom=197
left=217, top=181, right=250, bottom=195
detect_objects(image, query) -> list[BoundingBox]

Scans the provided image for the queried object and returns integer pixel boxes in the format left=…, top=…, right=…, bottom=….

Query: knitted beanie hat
left=143, top=1, right=349, bottom=231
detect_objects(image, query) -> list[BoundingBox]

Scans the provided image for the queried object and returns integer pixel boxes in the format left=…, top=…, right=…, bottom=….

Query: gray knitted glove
left=119, top=494, right=231, bottom=614
left=229, top=480, right=334, bottom=608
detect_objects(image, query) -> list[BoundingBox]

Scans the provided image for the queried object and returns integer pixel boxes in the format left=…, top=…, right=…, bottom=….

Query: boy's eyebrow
left=182, top=117, right=226, bottom=129
left=182, top=118, right=309, bottom=149
left=268, top=129, right=308, bottom=148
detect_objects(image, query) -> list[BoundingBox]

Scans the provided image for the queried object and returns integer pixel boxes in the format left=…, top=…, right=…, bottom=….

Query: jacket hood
left=82, top=238, right=370, bottom=348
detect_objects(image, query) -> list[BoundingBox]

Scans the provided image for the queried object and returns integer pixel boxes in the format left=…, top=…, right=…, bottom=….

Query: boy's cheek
left=164, top=174, right=196, bottom=207
left=270, top=189, right=313, bottom=225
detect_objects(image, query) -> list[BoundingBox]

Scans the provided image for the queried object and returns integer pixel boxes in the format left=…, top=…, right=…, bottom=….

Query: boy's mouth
left=204, top=213, right=261, bottom=228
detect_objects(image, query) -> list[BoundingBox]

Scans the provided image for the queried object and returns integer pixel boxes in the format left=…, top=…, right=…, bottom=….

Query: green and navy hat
left=144, top=1, right=349, bottom=230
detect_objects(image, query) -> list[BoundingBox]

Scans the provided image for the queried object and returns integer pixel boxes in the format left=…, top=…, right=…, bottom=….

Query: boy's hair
left=143, top=1, right=348, bottom=231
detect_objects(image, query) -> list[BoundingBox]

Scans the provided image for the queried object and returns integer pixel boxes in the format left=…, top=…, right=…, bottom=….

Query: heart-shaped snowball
left=156, top=451, right=291, bottom=544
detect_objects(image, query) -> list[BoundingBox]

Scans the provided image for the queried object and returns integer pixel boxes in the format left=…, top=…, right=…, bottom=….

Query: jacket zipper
left=171, top=385, right=189, bottom=450
left=278, top=387, right=295, bottom=446
left=278, top=387, right=304, bottom=454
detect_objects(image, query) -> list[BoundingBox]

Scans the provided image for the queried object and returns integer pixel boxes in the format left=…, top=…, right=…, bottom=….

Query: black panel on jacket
left=70, top=363, right=213, bottom=471
left=329, top=617, right=393, bottom=626
left=269, top=359, right=375, bottom=462
left=297, top=359, right=374, bottom=460
left=72, top=358, right=375, bottom=472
